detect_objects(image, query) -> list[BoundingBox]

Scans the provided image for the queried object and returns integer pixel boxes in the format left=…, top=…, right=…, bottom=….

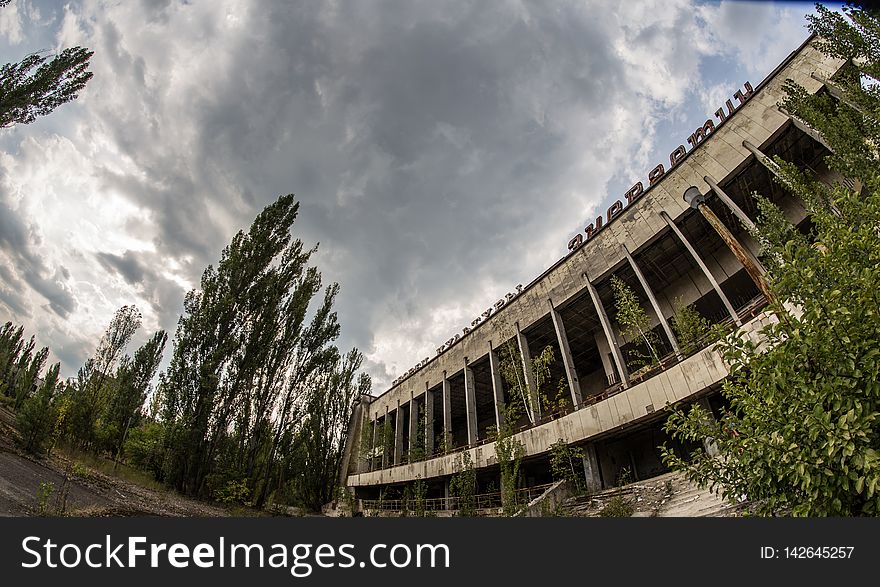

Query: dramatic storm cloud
left=0, top=0, right=814, bottom=391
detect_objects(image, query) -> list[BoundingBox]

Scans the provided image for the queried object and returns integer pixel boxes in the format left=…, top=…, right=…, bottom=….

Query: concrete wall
left=348, top=310, right=779, bottom=487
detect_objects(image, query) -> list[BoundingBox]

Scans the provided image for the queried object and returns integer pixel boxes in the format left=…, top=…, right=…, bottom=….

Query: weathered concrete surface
left=348, top=311, right=778, bottom=488
left=561, top=470, right=745, bottom=518
left=515, top=479, right=573, bottom=517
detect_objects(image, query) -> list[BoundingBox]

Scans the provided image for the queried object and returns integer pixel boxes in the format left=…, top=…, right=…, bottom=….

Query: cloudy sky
left=0, top=0, right=820, bottom=391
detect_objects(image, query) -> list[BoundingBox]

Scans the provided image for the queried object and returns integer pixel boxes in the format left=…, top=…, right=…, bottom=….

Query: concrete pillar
left=464, top=359, right=479, bottom=446
left=515, top=321, right=541, bottom=422
left=698, top=397, right=720, bottom=458
left=777, top=106, right=832, bottom=151
left=382, top=406, right=389, bottom=469
left=488, top=341, right=507, bottom=433
left=622, top=246, right=680, bottom=358
left=584, top=274, right=630, bottom=388
left=408, top=391, right=419, bottom=459
left=394, top=401, right=404, bottom=465
left=548, top=300, right=583, bottom=409
left=442, top=371, right=452, bottom=452
left=811, top=72, right=867, bottom=116
left=370, top=417, right=378, bottom=472
left=742, top=140, right=785, bottom=183
left=684, top=186, right=775, bottom=306
left=444, top=478, right=452, bottom=511
left=661, top=211, right=742, bottom=326
left=594, top=330, right=618, bottom=386
left=703, top=175, right=757, bottom=232
left=582, top=443, right=603, bottom=492
left=424, top=382, right=435, bottom=457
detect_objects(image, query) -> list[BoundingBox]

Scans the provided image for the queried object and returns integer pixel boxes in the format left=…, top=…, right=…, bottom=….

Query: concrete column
left=777, top=106, right=832, bottom=151
left=408, top=391, right=419, bottom=459
left=684, top=186, right=775, bottom=305
left=594, top=330, right=618, bottom=386
left=622, top=246, right=680, bottom=357
left=487, top=341, right=507, bottom=433
left=382, top=406, right=389, bottom=469
left=811, top=72, right=867, bottom=115
left=703, top=175, right=757, bottom=232
left=698, top=397, right=720, bottom=458
left=394, top=401, right=404, bottom=465
left=548, top=300, right=583, bottom=409
left=584, top=274, right=630, bottom=387
left=742, top=140, right=785, bottom=183
left=661, top=211, right=741, bottom=326
left=442, top=371, right=452, bottom=452
left=370, top=417, right=378, bottom=472
left=515, top=322, right=541, bottom=422
left=464, top=359, right=479, bottom=446
left=424, top=382, right=435, bottom=457
left=582, top=443, right=603, bottom=492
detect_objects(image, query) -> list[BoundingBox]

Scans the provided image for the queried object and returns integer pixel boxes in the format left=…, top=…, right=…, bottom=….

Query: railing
left=362, top=294, right=769, bottom=474
left=361, top=482, right=555, bottom=512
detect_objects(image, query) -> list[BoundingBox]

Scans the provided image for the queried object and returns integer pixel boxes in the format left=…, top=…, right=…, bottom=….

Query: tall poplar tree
left=160, top=194, right=346, bottom=501
left=0, top=1, right=94, bottom=128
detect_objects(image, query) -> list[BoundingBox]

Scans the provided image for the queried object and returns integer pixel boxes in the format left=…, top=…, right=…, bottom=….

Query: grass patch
left=599, top=495, right=633, bottom=517
left=55, top=446, right=167, bottom=493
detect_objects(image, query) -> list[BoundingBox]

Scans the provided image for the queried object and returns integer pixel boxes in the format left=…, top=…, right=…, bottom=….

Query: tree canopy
left=0, top=0, right=93, bottom=129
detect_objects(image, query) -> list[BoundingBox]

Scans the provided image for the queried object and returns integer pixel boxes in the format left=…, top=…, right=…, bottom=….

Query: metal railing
left=361, top=482, right=555, bottom=512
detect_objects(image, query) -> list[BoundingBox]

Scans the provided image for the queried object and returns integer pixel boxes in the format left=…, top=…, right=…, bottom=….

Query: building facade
left=340, top=36, right=846, bottom=512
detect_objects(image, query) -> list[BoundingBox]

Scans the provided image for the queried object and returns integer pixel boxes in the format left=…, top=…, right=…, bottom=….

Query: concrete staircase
left=651, top=474, right=730, bottom=517
left=561, top=470, right=745, bottom=517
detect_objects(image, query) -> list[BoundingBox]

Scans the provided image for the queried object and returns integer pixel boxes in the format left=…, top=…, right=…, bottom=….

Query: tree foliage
left=611, top=275, right=661, bottom=369
left=158, top=194, right=368, bottom=509
left=670, top=297, right=715, bottom=356
left=16, top=362, right=60, bottom=454
left=68, top=305, right=143, bottom=450
left=0, top=0, right=93, bottom=128
left=662, top=4, right=880, bottom=516
left=450, top=450, right=476, bottom=516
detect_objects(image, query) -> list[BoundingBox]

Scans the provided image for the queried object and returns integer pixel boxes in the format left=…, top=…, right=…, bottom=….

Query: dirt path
left=0, top=406, right=258, bottom=517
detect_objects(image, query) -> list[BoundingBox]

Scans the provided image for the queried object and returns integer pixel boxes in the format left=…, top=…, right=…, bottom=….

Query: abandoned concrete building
left=340, top=35, right=846, bottom=514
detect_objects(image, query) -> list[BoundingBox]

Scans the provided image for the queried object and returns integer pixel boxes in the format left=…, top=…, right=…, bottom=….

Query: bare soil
left=0, top=405, right=261, bottom=517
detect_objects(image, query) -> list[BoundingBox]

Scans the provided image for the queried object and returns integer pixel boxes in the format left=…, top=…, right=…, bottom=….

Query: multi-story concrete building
left=340, top=35, right=846, bottom=512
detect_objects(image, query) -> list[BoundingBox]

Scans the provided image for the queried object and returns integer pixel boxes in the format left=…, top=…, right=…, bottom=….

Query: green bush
left=599, top=495, right=633, bottom=517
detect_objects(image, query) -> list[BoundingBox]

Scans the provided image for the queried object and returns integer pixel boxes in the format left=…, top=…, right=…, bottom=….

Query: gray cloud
left=96, top=249, right=146, bottom=285
left=0, top=0, right=813, bottom=382
left=0, top=190, right=76, bottom=318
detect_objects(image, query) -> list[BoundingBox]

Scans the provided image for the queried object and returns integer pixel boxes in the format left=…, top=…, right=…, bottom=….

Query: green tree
left=68, top=305, right=142, bottom=450
left=611, top=275, right=661, bottom=369
left=670, top=297, right=714, bottom=356
left=450, top=450, right=477, bottom=516
left=662, top=4, right=880, bottom=516
left=17, top=362, right=60, bottom=454
left=549, top=439, right=585, bottom=490
left=0, top=0, right=93, bottom=129
left=497, top=339, right=565, bottom=425
left=286, top=351, right=370, bottom=511
left=12, top=343, right=47, bottom=410
left=496, top=428, right=524, bottom=515
left=104, top=330, right=167, bottom=464
left=0, top=322, right=26, bottom=397
left=159, top=194, right=356, bottom=507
